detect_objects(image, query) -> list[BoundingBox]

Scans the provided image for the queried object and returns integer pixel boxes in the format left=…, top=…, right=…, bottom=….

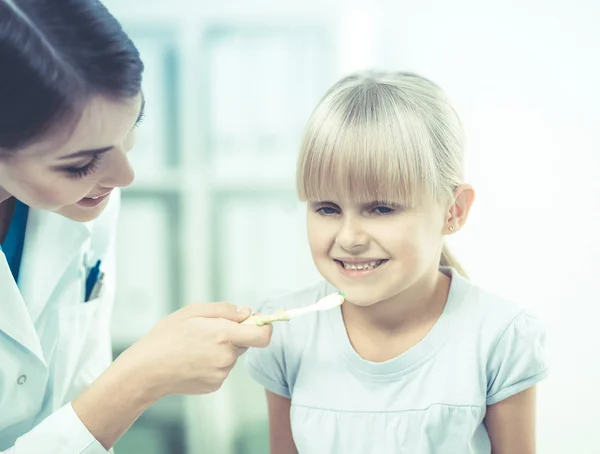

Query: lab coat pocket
left=62, top=296, right=111, bottom=404
left=54, top=282, right=102, bottom=403
left=59, top=296, right=101, bottom=350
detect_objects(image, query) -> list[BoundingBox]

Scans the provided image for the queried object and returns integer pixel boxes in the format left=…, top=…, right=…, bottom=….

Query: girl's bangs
left=297, top=87, right=439, bottom=207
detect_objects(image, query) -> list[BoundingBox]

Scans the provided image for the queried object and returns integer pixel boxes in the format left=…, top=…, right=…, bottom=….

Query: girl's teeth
left=342, top=260, right=382, bottom=271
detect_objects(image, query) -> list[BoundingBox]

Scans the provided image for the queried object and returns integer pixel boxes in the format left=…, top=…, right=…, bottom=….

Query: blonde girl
left=247, top=71, right=547, bottom=454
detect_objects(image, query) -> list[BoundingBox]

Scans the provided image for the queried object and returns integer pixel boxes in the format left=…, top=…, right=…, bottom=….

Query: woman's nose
left=100, top=149, right=135, bottom=189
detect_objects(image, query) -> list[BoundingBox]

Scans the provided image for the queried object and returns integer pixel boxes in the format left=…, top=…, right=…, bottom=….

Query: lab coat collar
left=0, top=208, right=90, bottom=362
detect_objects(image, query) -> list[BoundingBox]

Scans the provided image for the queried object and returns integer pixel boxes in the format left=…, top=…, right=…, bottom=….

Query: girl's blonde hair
left=297, top=70, right=467, bottom=277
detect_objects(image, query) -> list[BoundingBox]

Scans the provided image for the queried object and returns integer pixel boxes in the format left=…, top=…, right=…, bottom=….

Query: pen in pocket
left=85, top=259, right=102, bottom=302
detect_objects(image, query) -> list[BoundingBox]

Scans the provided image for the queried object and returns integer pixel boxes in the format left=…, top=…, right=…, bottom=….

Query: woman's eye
left=134, top=112, right=145, bottom=128
left=64, top=153, right=103, bottom=179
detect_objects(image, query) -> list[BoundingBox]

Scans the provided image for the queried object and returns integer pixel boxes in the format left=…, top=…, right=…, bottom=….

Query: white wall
left=369, top=1, right=599, bottom=452
left=104, top=0, right=600, bottom=452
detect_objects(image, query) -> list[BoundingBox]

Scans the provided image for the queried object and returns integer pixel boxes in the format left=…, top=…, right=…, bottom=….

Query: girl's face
left=0, top=94, right=143, bottom=222
left=306, top=198, right=451, bottom=307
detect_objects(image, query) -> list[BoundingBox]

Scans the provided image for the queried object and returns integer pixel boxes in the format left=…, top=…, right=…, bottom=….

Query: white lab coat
left=0, top=190, right=121, bottom=454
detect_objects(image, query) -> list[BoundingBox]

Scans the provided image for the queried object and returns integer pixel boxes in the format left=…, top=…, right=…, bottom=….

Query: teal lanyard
left=1, top=200, right=29, bottom=283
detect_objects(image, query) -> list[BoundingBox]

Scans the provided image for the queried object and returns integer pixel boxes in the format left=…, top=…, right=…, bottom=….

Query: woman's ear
left=445, top=184, right=475, bottom=234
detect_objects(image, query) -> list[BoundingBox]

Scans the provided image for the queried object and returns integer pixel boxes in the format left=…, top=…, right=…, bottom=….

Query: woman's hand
left=123, top=302, right=272, bottom=398
left=73, top=302, right=272, bottom=449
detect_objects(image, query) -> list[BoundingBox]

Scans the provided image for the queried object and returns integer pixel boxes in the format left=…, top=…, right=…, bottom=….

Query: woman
left=0, top=1, right=272, bottom=452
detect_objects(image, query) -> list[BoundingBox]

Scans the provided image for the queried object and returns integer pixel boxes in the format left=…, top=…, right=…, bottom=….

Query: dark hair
left=0, top=0, right=144, bottom=151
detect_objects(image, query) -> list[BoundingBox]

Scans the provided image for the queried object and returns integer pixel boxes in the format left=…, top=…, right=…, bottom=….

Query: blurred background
left=100, top=0, right=599, bottom=453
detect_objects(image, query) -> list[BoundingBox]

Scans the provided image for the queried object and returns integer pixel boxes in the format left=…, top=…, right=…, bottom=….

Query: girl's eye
left=64, top=153, right=103, bottom=179
left=317, top=206, right=339, bottom=216
left=372, top=206, right=394, bottom=215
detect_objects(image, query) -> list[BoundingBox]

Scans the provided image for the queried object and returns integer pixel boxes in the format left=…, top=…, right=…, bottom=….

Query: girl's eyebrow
left=363, top=200, right=403, bottom=207
left=310, top=200, right=340, bottom=207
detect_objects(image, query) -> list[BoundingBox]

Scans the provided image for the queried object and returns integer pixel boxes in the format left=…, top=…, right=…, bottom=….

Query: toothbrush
left=241, top=291, right=345, bottom=326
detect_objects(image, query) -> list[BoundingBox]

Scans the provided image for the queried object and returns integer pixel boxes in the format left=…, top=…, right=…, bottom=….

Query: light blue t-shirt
left=246, top=268, right=548, bottom=454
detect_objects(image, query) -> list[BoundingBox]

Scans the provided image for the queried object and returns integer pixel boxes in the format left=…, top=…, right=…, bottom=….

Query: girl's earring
left=448, top=225, right=455, bottom=231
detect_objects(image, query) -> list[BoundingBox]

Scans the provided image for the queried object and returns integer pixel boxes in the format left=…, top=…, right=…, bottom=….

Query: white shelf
left=109, top=10, right=336, bottom=454
left=104, top=0, right=341, bottom=23
left=123, top=169, right=184, bottom=193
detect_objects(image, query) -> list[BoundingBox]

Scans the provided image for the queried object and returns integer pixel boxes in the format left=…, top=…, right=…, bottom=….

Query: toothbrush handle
left=241, top=309, right=289, bottom=326
left=241, top=314, right=268, bottom=326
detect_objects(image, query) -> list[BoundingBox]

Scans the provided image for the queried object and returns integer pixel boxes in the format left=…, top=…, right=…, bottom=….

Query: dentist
left=0, top=1, right=272, bottom=452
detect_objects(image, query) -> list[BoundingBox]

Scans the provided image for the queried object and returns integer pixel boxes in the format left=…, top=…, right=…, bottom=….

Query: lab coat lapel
left=18, top=208, right=91, bottom=333
left=0, top=254, right=45, bottom=361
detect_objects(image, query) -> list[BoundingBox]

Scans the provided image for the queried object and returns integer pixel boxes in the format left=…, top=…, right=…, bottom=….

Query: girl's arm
left=265, top=390, right=298, bottom=454
left=485, top=386, right=537, bottom=454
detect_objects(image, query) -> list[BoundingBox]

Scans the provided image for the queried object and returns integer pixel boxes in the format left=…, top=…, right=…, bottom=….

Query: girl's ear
left=445, top=184, right=475, bottom=234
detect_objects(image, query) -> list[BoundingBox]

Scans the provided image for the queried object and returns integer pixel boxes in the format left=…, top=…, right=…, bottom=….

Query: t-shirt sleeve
left=486, top=310, right=548, bottom=405
left=245, top=301, right=292, bottom=399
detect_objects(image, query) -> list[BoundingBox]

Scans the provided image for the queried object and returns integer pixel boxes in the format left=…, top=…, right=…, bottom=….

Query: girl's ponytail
left=440, top=244, right=467, bottom=278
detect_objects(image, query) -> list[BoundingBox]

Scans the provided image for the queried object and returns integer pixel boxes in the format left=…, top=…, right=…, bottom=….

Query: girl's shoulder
left=448, top=269, right=547, bottom=377
left=450, top=269, right=541, bottom=336
left=246, top=280, right=337, bottom=398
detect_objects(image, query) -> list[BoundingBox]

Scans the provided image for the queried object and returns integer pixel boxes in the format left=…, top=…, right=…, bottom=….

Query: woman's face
left=0, top=94, right=143, bottom=222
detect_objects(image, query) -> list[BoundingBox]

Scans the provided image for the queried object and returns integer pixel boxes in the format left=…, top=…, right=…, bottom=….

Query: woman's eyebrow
left=58, top=146, right=113, bottom=160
